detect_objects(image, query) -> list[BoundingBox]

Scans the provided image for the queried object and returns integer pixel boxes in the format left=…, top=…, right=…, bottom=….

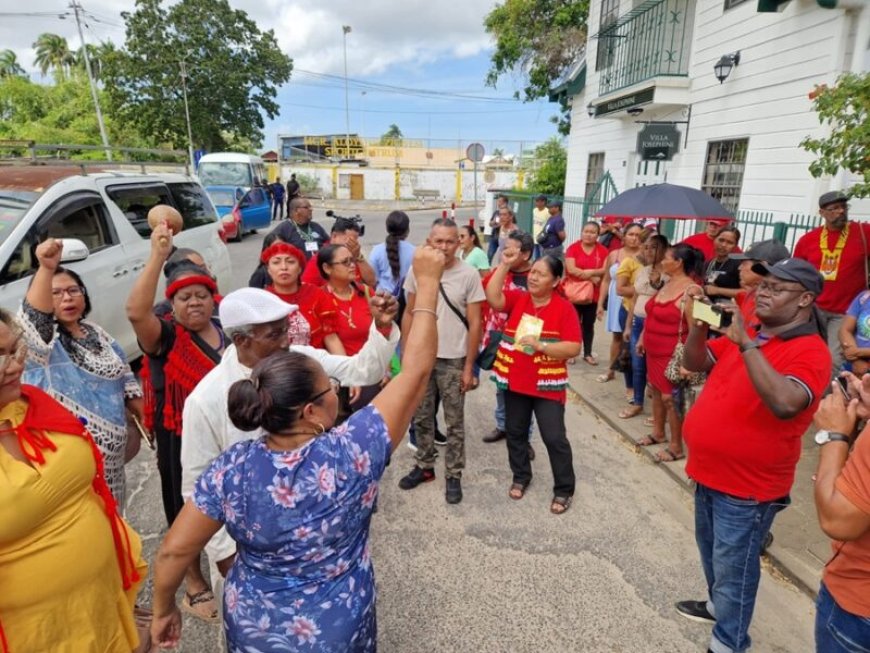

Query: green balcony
left=596, top=0, right=695, bottom=97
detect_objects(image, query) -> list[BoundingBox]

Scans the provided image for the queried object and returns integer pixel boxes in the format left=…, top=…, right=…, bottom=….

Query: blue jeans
left=694, top=483, right=789, bottom=653
left=630, top=316, right=646, bottom=406
left=816, top=581, right=870, bottom=652
left=495, top=388, right=534, bottom=439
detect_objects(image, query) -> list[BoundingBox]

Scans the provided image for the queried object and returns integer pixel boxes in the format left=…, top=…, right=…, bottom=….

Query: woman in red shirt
left=262, top=242, right=344, bottom=354
left=564, top=222, right=608, bottom=364
left=486, top=252, right=582, bottom=514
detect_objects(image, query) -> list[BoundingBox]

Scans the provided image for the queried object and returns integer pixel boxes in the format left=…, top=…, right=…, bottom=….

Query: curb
left=567, top=383, right=819, bottom=601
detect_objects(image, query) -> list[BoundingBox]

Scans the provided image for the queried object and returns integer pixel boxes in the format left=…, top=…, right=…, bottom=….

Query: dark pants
left=574, top=302, right=597, bottom=358
left=272, top=198, right=284, bottom=221
left=815, top=581, right=870, bottom=652
left=504, top=389, right=575, bottom=496
left=155, top=426, right=184, bottom=525
left=630, top=315, right=647, bottom=406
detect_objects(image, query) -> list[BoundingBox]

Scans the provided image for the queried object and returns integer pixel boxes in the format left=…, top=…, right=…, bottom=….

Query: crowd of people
left=0, top=189, right=868, bottom=653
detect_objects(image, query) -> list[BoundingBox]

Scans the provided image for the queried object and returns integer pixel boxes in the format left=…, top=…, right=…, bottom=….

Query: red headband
left=165, top=274, right=218, bottom=299
left=261, top=242, right=306, bottom=267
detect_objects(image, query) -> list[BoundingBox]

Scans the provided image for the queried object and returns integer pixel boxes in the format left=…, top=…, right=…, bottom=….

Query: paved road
left=126, top=209, right=815, bottom=652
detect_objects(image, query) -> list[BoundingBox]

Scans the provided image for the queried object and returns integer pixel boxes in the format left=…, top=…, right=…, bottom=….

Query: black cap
left=535, top=194, right=548, bottom=202
left=729, top=239, right=790, bottom=265
left=547, top=200, right=562, bottom=209
left=332, top=217, right=360, bottom=233
left=751, top=258, right=824, bottom=295
left=819, top=190, right=848, bottom=208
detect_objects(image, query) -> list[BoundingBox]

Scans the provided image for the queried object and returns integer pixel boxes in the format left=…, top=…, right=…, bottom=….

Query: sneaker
left=675, top=600, right=716, bottom=624
left=434, top=429, right=447, bottom=446
left=398, top=466, right=435, bottom=490
left=483, top=428, right=506, bottom=443
left=445, top=477, right=463, bottom=504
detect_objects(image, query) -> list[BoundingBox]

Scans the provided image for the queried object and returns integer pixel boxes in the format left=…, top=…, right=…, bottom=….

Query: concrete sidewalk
left=565, top=323, right=830, bottom=599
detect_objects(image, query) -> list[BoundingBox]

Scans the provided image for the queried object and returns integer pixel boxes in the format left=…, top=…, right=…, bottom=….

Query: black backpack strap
left=439, top=283, right=469, bottom=330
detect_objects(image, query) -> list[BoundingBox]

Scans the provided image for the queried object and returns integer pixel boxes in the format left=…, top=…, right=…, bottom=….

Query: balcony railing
left=596, top=0, right=694, bottom=96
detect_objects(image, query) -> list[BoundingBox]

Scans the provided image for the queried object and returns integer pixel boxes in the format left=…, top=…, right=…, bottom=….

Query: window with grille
left=701, top=139, right=749, bottom=214
left=585, top=153, right=606, bottom=200
left=595, top=0, right=620, bottom=71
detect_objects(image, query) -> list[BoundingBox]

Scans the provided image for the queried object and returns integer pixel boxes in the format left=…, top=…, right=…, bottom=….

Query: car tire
left=231, top=223, right=243, bottom=242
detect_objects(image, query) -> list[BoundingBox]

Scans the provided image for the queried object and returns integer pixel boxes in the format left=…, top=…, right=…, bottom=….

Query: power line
left=280, top=101, right=546, bottom=115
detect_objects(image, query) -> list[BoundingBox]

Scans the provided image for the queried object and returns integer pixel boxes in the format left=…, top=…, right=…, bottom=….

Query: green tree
left=380, top=123, right=403, bottom=145
left=33, top=33, right=76, bottom=80
left=525, top=137, right=567, bottom=196
left=801, top=73, right=870, bottom=198
left=484, top=0, right=589, bottom=134
left=0, top=50, right=26, bottom=79
left=104, top=0, right=292, bottom=152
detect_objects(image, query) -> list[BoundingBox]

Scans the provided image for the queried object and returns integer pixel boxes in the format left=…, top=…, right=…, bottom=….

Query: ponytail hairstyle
left=460, top=224, right=482, bottom=249
left=385, top=211, right=410, bottom=281
left=669, top=243, right=705, bottom=281
left=228, top=351, right=320, bottom=433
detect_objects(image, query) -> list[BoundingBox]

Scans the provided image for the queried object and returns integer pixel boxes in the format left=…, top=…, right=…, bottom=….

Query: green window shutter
left=757, top=0, right=790, bottom=11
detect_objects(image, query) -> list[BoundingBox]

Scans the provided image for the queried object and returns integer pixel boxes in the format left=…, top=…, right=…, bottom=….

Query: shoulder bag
left=439, top=283, right=469, bottom=329
left=664, top=290, right=705, bottom=386
left=563, top=276, right=594, bottom=304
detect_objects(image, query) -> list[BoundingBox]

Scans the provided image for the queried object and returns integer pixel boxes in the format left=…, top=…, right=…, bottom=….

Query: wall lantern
left=714, top=51, right=741, bottom=84
left=587, top=104, right=596, bottom=117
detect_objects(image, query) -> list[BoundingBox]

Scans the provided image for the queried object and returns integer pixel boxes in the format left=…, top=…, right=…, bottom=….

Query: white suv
left=0, top=166, right=232, bottom=359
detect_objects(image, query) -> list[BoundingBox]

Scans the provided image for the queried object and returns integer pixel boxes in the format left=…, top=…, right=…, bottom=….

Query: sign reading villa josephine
left=636, top=123, right=681, bottom=161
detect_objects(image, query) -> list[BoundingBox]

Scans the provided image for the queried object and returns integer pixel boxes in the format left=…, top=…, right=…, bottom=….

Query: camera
left=710, top=303, right=733, bottom=329
left=325, top=210, right=365, bottom=237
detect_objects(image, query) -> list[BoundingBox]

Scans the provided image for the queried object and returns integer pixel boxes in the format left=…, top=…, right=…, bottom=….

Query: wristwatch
left=814, top=430, right=850, bottom=446
left=739, top=341, right=760, bottom=353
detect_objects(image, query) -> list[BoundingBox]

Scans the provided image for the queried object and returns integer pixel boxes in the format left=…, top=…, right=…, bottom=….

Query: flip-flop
left=618, top=406, right=644, bottom=419
left=508, top=482, right=528, bottom=500
left=637, top=434, right=667, bottom=446
left=596, top=373, right=614, bottom=383
left=550, top=495, right=572, bottom=515
left=654, top=449, right=685, bottom=463
left=584, top=355, right=599, bottom=366
left=182, top=589, right=219, bottom=623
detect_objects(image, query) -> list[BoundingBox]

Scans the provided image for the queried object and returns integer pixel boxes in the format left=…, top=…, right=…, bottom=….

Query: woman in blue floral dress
left=149, top=246, right=445, bottom=652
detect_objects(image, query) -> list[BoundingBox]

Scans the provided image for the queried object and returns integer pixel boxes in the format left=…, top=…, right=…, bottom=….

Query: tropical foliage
left=0, top=50, right=26, bottom=79
left=524, top=137, right=567, bottom=196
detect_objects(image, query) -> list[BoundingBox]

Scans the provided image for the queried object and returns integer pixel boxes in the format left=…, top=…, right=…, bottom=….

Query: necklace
left=819, top=223, right=849, bottom=281
left=330, top=287, right=357, bottom=329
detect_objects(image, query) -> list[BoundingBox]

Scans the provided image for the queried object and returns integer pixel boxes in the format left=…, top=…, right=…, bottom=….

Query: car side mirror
left=58, top=238, right=89, bottom=263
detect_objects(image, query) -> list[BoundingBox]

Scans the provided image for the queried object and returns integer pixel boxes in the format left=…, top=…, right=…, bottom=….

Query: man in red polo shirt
left=680, top=218, right=734, bottom=262
left=300, top=217, right=375, bottom=288
left=677, top=258, right=832, bottom=653
left=794, top=190, right=870, bottom=372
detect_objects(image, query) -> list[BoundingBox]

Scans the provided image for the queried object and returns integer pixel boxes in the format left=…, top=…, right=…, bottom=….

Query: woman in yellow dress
left=0, top=307, right=146, bottom=652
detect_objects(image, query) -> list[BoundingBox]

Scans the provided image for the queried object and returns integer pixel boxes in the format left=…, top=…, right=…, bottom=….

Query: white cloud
left=2, top=0, right=497, bottom=78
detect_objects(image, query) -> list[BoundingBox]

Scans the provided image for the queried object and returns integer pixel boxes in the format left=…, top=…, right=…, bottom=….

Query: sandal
left=583, top=355, right=598, bottom=366
left=508, top=482, right=528, bottom=500
left=618, top=406, right=644, bottom=419
left=596, top=372, right=614, bottom=383
left=550, top=495, right=572, bottom=515
left=182, top=589, right=219, bottom=623
left=654, top=448, right=685, bottom=463
left=637, top=434, right=667, bottom=446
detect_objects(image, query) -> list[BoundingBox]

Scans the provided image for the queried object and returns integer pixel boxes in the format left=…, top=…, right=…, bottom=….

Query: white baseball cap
left=219, top=287, right=297, bottom=329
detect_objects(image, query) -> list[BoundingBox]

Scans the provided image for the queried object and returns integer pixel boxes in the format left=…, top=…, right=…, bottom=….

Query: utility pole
left=342, top=25, right=352, bottom=159
left=70, top=0, right=111, bottom=161
left=179, top=58, right=195, bottom=172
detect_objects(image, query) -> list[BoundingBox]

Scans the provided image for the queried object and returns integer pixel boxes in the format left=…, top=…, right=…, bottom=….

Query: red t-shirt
left=683, top=326, right=831, bottom=501
left=266, top=284, right=337, bottom=349
left=300, top=256, right=364, bottom=288
left=735, top=289, right=760, bottom=333
left=327, top=286, right=373, bottom=356
left=793, top=221, right=870, bottom=314
left=823, top=422, right=870, bottom=617
left=491, top=289, right=581, bottom=403
left=564, top=241, right=609, bottom=302
left=681, top=233, right=715, bottom=262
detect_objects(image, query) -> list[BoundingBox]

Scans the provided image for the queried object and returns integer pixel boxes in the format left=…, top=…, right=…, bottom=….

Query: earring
left=314, top=422, right=325, bottom=435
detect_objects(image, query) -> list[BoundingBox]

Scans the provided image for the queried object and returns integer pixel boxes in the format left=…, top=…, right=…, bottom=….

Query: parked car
left=0, top=166, right=232, bottom=360
left=205, top=185, right=271, bottom=242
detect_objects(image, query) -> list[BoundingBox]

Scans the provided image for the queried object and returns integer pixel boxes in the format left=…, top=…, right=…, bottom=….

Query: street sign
left=636, top=124, right=680, bottom=161
left=466, top=142, right=485, bottom=163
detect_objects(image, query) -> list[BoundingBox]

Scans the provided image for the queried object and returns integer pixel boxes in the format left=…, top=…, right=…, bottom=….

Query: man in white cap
left=180, top=286, right=400, bottom=597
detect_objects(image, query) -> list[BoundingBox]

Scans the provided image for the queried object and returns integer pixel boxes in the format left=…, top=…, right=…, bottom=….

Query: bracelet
left=412, top=308, right=438, bottom=319
left=740, top=341, right=760, bottom=353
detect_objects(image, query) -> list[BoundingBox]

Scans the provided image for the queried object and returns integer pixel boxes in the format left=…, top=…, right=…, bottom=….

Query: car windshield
left=206, top=189, right=237, bottom=207
left=0, top=192, right=38, bottom=246
left=198, top=162, right=252, bottom=187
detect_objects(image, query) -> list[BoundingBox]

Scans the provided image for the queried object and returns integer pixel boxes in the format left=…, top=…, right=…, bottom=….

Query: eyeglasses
left=308, top=376, right=340, bottom=403
left=820, top=204, right=848, bottom=213
left=331, top=257, right=356, bottom=268
left=0, top=339, right=27, bottom=372
left=757, top=282, right=806, bottom=296
left=51, top=286, right=85, bottom=299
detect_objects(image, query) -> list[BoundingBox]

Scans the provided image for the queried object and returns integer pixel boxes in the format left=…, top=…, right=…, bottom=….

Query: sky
left=1, top=0, right=562, bottom=154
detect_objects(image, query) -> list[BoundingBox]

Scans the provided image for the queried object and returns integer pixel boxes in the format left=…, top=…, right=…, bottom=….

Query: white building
left=554, top=0, right=869, bottom=243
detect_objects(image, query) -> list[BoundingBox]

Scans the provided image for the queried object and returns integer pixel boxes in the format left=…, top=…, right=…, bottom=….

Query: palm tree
left=33, top=33, right=75, bottom=80
left=75, top=43, right=104, bottom=81
left=380, top=123, right=403, bottom=145
left=0, top=50, right=26, bottom=78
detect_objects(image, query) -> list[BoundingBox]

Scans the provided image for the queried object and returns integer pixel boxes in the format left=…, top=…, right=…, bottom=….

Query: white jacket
left=180, top=322, right=399, bottom=566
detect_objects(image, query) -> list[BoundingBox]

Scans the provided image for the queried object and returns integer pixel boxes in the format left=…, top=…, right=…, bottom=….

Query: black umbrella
left=594, top=183, right=733, bottom=221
